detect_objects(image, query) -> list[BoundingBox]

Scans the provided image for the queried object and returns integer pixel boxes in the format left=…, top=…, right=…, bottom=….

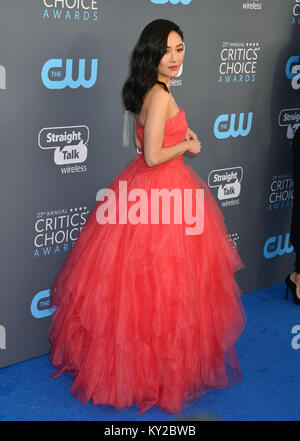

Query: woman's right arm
left=142, top=89, right=189, bottom=167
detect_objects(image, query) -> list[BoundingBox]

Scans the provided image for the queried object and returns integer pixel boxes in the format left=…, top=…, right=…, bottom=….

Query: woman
left=286, top=125, right=300, bottom=305
left=47, top=19, right=247, bottom=416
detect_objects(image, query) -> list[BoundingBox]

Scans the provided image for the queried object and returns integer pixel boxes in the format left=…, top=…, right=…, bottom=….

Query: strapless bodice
left=135, top=108, right=188, bottom=162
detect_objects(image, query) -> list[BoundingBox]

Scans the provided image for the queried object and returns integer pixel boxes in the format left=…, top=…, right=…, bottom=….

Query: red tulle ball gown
left=47, top=107, right=247, bottom=416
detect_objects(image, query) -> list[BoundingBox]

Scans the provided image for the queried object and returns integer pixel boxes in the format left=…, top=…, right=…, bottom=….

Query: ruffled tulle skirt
left=47, top=153, right=247, bottom=416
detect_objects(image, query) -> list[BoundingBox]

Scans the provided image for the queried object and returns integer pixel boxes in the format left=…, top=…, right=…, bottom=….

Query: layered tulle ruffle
left=47, top=153, right=247, bottom=415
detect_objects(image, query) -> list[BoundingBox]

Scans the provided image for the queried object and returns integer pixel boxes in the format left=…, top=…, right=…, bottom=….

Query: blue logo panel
left=263, top=233, right=294, bottom=259
left=41, top=59, right=98, bottom=89
left=31, top=289, right=56, bottom=319
left=214, top=112, right=253, bottom=139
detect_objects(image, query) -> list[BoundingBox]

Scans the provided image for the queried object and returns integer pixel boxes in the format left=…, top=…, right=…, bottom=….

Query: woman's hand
left=185, top=127, right=199, bottom=142
left=185, top=127, right=202, bottom=156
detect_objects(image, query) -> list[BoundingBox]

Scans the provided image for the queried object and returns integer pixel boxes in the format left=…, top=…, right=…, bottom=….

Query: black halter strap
left=155, top=80, right=170, bottom=93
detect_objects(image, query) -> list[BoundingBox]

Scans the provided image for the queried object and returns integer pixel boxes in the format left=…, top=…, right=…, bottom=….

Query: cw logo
left=31, top=289, right=56, bottom=319
left=263, top=233, right=294, bottom=259
left=41, top=58, right=98, bottom=89
left=285, top=56, right=300, bottom=90
left=214, top=112, right=253, bottom=139
left=151, top=0, right=192, bottom=4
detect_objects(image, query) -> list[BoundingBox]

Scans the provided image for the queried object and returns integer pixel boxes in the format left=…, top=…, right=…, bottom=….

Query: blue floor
left=1, top=282, right=300, bottom=421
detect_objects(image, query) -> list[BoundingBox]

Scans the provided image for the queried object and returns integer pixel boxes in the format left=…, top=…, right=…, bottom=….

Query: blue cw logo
left=286, top=56, right=300, bottom=79
left=151, top=0, right=192, bottom=4
left=285, top=56, right=300, bottom=90
left=263, top=233, right=294, bottom=259
left=41, top=58, right=98, bottom=89
left=214, top=112, right=253, bottom=139
left=31, top=289, right=56, bottom=319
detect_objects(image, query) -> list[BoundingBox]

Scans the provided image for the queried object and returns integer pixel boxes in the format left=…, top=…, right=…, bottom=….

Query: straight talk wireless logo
left=278, top=108, right=300, bottom=141
left=208, top=167, right=243, bottom=208
left=38, top=125, right=89, bottom=174
left=241, top=1, right=263, bottom=10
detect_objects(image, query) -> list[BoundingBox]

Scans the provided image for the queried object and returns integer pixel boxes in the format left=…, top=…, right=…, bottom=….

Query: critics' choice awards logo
left=286, top=56, right=300, bottom=90
left=41, top=59, right=98, bottom=89
left=38, top=125, right=89, bottom=174
left=0, top=65, right=6, bottom=89
left=150, top=0, right=192, bottom=4
left=208, top=167, right=243, bottom=208
left=263, top=233, right=294, bottom=259
left=214, top=112, right=253, bottom=139
left=268, top=174, right=294, bottom=211
left=218, top=42, right=261, bottom=84
left=278, top=108, right=300, bottom=141
left=241, top=0, right=262, bottom=10
left=42, top=0, right=99, bottom=22
left=292, top=0, right=300, bottom=24
left=33, top=206, right=89, bottom=258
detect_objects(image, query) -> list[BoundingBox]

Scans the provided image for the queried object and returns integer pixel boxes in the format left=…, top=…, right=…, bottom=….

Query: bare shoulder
left=139, top=84, right=171, bottom=126
left=147, top=84, right=170, bottom=114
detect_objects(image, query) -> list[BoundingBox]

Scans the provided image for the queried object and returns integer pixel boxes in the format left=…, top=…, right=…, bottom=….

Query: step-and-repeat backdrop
left=0, top=0, right=299, bottom=367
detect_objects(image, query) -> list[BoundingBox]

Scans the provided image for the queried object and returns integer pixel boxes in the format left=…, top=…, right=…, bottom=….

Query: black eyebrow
left=166, top=43, right=184, bottom=48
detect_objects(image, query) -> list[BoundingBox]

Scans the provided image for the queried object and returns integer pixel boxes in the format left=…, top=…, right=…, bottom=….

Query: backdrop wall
left=0, top=0, right=299, bottom=368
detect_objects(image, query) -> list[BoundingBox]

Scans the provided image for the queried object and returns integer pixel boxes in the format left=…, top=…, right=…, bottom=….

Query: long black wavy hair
left=122, top=19, right=184, bottom=115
